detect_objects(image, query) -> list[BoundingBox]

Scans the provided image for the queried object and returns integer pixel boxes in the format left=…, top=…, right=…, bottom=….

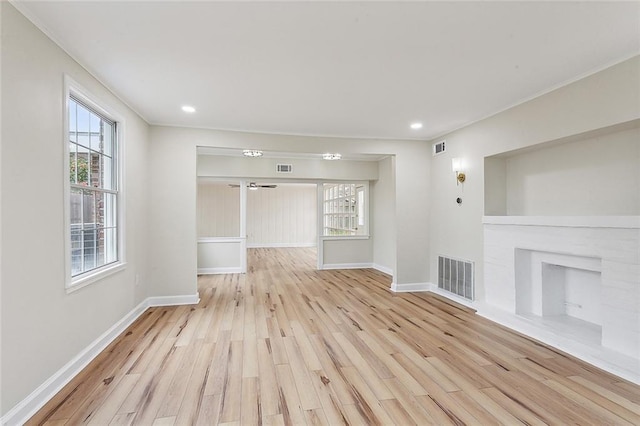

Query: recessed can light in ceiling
left=410, top=122, right=423, bottom=129
left=181, top=105, right=196, bottom=113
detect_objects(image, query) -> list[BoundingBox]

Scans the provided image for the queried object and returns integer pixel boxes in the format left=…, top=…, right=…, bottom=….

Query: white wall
left=198, top=154, right=378, bottom=181
left=504, top=125, right=639, bottom=216
left=197, top=181, right=240, bottom=237
left=247, top=184, right=317, bottom=247
left=429, top=55, right=640, bottom=302
left=1, top=3, right=150, bottom=415
left=150, top=126, right=430, bottom=295
left=372, top=156, right=396, bottom=275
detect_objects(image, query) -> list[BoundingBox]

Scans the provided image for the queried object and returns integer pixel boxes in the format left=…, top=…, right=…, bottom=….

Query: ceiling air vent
left=433, top=140, right=446, bottom=156
left=276, top=164, right=293, bottom=173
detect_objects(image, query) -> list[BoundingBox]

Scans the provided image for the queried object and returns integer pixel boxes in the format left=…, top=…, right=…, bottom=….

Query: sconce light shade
left=452, top=157, right=466, bottom=185
left=451, top=157, right=463, bottom=173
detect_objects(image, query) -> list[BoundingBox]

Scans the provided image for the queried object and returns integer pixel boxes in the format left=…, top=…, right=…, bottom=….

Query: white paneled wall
left=247, top=184, right=317, bottom=247
left=197, top=181, right=240, bottom=237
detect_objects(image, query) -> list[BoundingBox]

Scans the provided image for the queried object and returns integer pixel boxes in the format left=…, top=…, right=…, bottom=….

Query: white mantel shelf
left=483, top=215, right=640, bottom=229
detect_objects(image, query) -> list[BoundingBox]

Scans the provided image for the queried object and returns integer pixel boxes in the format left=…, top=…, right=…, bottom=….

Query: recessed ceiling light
left=410, top=122, right=423, bottom=129
left=243, top=149, right=263, bottom=157
left=323, top=153, right=342, bottom=160
left=181, top=105, right=196, bottom=113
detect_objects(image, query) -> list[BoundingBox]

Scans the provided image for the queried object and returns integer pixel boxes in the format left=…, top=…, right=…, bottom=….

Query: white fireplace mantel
left=481, top=215, right=640, bottom=384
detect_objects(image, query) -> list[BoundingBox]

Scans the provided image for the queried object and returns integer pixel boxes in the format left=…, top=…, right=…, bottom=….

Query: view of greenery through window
left=68, top=96, right=118, bottom=277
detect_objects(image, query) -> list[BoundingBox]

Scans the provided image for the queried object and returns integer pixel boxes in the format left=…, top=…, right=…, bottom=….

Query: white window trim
left=63, top=75, right=126, bottom=293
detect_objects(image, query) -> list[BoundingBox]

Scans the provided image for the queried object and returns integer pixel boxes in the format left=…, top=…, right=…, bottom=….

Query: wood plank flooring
left=28, top=248, right=640, bottom=425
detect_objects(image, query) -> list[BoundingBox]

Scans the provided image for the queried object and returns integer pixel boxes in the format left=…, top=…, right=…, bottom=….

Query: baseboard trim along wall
left=321, top=262, right=374, bottom=270
left=372, top=263, right=393, bottom=276
left=247, top=242, right=317, bottom=248
left=197, top=267, right=243, bottom=275
left=1, top=293, right=200, bottom=426
left=389, top=282, right=431, bottom=292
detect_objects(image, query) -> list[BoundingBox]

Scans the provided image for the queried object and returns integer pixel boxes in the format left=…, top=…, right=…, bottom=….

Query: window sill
left=321, top=235, right=370, bottom=241
left=66, top=262, right=127, bottom=294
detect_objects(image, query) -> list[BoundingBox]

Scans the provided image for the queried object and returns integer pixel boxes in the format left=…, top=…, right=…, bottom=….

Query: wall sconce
left=452, top=157, right=466, bottom=185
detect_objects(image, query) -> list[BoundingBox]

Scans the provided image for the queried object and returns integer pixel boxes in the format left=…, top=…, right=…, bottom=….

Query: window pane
left=82, top=190, right=96, bottom=227
left=104, top=193, right=117, bottom=228
left=96, top=227, right=106, bottom=268
left=71, top=227, right=83, bottom=276
left=103, top=121, right=113, bottom=157
left=70, top=188, right=83, bottom=226
left=77, top=148, right=89, bottom=186
left=102, top=156, right=114, bottom=190
left=90, top=113, right=101, bottom=152
left=69, top=100, right=77, bottom=143
left=76, top=103, right=90, bottom=148
left=69, top=144, right=78, bottom=184
left=104, top=227, right=118, bottom=264
left=69, top=94, right=119, bottom=280
left=83, top=228, right=97, bottom=270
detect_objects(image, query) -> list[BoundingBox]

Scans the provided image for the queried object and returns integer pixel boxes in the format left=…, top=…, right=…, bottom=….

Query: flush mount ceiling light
left=181, top=105, right=196, bottom=113
left=322, top=153, right=342, bottom=160
left=410, top=122, right=423, bottom=129
left=242, top=149, right=263, bottom=157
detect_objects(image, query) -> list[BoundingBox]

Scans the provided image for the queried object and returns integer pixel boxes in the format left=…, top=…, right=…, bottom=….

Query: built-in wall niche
left=484, top=120, right=640, bottom=216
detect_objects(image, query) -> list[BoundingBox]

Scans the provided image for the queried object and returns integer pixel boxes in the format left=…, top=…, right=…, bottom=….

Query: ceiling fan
left=229, top=182, right=277, bottom=190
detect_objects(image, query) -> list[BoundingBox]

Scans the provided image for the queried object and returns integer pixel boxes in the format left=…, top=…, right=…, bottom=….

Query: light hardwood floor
left=28, top=248, right=640, bottom=425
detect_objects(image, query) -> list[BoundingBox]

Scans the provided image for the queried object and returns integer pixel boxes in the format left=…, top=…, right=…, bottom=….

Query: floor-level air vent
left=277, top=164, right=293, bottom=173
left=438, top=255, right=474, bottom=300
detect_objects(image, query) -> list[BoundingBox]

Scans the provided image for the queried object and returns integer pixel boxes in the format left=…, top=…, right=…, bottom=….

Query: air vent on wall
left=433, top=140, right=446, bottom=156
left=276, top=164, right=293, bottom=173
left=438, top=255, right=474, bottom=300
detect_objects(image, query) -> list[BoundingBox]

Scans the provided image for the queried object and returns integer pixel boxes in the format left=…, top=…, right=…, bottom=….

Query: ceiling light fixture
left=243, top=149, right=263, bottom=157
left=248, top=182, right=259, bottom=190
left=322, top=153, right=342, bottom=160
left=410, top=122, right=423, bottom=129
left=181, top=105, right=196, bottom=113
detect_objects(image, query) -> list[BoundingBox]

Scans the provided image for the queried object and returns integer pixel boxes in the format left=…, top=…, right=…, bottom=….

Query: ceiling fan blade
left=228, top=184, right=241, bottom=187
left=259, top=185, right=277, bottom=188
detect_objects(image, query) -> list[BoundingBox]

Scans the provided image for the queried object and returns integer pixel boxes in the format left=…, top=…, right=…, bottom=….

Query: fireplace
left=482, top=216, right=639, bottom=382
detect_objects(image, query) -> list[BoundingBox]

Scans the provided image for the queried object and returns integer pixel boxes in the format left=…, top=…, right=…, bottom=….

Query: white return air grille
left=438, top=255, right=474, bottom=300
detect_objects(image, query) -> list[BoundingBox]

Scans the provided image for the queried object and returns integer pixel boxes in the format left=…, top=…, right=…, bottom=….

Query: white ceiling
left=14, top=1, right=640, bottom=141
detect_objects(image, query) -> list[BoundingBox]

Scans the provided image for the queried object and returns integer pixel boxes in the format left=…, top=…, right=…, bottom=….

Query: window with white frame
left=322, top=183, right=368, bottom=236
left=68, top=94, right=119, bottom=282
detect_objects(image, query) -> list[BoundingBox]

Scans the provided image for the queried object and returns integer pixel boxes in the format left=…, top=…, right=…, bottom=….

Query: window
left=67, top=92, right=120, bottom=286
left=322, top=183, right=368, bottom=236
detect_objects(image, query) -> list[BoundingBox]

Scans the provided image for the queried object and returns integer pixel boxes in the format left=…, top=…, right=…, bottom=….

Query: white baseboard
left=372, top=263, right=393, bottom=276
left=1, top=293, right=199, bottom=426
left=197, top=267, right=242, bottom=274
left=247, top=242, right=316, bottom=248
left=146, top=293, right=200, bottom=307
left=390, top=281, right=432, bottom=293
left=322, top=262, right=374, bottom=270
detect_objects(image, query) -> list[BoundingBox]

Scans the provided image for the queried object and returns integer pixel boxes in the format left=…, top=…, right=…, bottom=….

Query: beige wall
left=247, top=184, right=317, bottom=247
left=197, top=181, right=241, bottom=237
left=429, top=55, right=640, bottom=301
left=1, top=3, right=150, bottom=413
